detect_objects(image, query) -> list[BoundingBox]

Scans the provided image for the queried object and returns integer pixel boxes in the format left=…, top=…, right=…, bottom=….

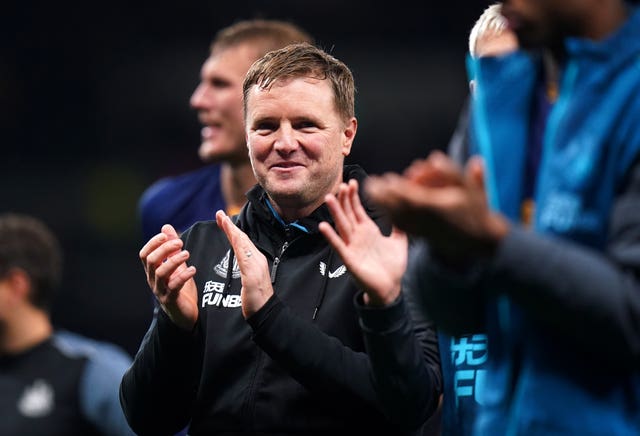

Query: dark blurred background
left=2, top=0, right=487, bottom=356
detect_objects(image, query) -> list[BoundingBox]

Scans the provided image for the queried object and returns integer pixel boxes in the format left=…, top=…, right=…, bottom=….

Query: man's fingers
left=140, top=225, right=182, bottom=279
left=324, top=192, right=352, bottom=243
left=465, top=156, right=485, bottom=191
left=426, top=150, right=465, bottom=187
left=365, top=174, right=412, bottom=210
left=367, top=173, right=456, bottom=211
left=161, top=224, right=180, bottom=239
left=405, top=159, right=440, bottom=185
left=216, top=210, right=243, bottom=247
left=146, top=238, right=184, bottom=268
left=154, top=249, right=190, bottom=281
left=338, top=183, right=356, bottom=224
left=365, top=174, right=457, bottom=237
left=166, top=266, right=196, bottom=295
left=318, top=221, right=348, bottom=257
left=139, top=232, right=168, bottom=265
left=141, top=237, right=183, bottom=286
left=216, top=210, right=259, bottom=268
left=347, top=179, right=369, bottom=223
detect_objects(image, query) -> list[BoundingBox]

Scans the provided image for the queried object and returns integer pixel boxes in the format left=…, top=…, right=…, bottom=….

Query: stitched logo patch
left=18, top=379, right=54, bottom=418
left=319, top=262, right=347, bottom=278
left=214, top=250, right=241, bottom=279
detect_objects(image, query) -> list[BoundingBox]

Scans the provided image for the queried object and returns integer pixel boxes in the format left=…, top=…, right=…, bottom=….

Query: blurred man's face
left=190, top=43, right=257, bottom=164
left=0, top=270, right=26, bottom=325
left=501, top=0, right=586, bottom=49
left=0, top=277, right=9, bottom=323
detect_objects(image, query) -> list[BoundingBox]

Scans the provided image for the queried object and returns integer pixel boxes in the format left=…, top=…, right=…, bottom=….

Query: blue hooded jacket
left=467, top=6, right=640, bottom=435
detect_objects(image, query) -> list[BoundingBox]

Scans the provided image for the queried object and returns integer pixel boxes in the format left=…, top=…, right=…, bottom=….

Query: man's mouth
left=201, top=124, right=222, bottom=139
left=271, top=161, right=304, bottom=169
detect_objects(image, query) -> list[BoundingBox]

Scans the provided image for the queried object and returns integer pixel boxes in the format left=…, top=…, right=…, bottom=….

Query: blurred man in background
left=139, top=19, right=314, bottom=241
left=422, top=4, right=518, bottom=435
left=367, top=0, right=640, bottom=434
left=0, top=213, right=134, bottom=435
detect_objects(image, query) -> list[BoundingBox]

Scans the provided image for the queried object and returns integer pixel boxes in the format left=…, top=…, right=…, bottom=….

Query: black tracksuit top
left=120, top=165, right=442, bottom=435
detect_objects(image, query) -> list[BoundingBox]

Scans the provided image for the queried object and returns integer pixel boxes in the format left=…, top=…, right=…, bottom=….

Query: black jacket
left=120, top=165, right=442, bottom=435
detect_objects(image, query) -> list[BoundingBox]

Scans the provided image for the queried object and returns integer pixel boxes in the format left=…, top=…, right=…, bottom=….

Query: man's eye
left=210, top=78, right=230, bottom=88
left=255, top=122, right=276, bottom=132
left=296, top=121, right=316, bottom=130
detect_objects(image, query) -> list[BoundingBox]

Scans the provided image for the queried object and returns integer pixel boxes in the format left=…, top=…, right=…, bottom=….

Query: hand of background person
left=365, top=150, right=509, bottom=263
left=216, top=210, right=274, bottom=319
left=319, top=179, right=408, bottom=306
left=139, top=224, right=198, bottom=331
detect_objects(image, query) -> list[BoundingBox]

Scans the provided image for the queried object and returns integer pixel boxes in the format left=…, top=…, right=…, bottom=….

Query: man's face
left=190, top=44, right=257, bottom=164
left=0, top=272, right=24, bottom=326
left=0, top=278, right=9, bottom=324
left=501, top=0, right=584, bottom=49
left=245, top=77, right=356, bottom=218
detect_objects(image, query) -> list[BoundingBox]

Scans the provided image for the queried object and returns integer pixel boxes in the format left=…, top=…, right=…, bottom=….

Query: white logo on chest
left=214, top=250, right=241, bottom=279
left=18, top=379, right=54, bottom=418
left=319, top=262, right=347, bottom=278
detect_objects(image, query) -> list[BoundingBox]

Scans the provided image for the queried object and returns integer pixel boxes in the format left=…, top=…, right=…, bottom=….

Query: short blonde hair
left=468, top=3, right=509, bottom=58
left=211, top=19, right=313, bottom=60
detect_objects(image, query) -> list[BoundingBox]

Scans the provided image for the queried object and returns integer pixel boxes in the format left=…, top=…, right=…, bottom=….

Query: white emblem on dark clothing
left=319, top=262, right=347, bottom=278
left=18, top=379, right=54, bottom=418
left=214, top=250, right=241, bottom=279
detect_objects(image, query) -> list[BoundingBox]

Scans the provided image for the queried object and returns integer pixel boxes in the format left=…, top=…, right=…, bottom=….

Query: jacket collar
left=237, top=164, right=391, bottom=238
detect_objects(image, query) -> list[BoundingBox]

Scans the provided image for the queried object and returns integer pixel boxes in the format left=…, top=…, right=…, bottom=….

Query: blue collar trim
left=264, top=198, right=310, bottom=234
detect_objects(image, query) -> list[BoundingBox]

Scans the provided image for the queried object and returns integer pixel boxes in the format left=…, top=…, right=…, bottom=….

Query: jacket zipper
left=243, top=235, right=295, bottom=425
left=242, top=350, right=264, bottom=430
left=270, top=241, right=289, bottom=284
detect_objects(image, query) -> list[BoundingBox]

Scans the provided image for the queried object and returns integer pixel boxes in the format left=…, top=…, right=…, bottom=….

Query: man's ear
left=4, top=268, right=32, bottom=301
left=342, top=117, right=358, bottom=157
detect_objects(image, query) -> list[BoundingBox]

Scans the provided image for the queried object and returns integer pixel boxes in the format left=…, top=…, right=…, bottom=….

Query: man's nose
left=190, top=83, right=210, bottom=109
left=274, top=125, right=298, bottom=153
